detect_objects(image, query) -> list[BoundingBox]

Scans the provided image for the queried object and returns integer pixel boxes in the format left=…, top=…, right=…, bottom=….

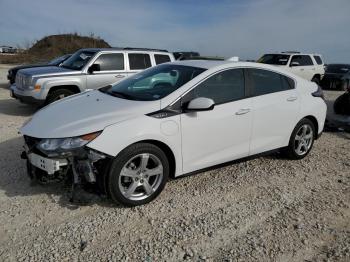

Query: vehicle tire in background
left=334, top=93, right=350, bottom=115
left=311, top=75, right=320, bottom=85
left=282, top=118, right=315, bottom=160
left=107, top=143, right=169, bottom=206
left=46, top=89, right=75, bottom=104
left=341, top=79, right=349, bottom=91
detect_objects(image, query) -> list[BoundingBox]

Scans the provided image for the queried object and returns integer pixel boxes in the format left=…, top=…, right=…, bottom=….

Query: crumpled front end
left=21, top=134, right=111, bottom=200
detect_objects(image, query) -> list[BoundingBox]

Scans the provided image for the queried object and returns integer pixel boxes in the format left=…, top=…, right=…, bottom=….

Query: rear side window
left=155, top=54, right=171, bottom=65
left=128, top=53, right=152, bottom=70
left=290, top=55, right=313, bottom=66
left=93, top=53, right=124, bottom=71
left=313, top=55, right=323, bottom=65
left=249, top=69, right=294, bottom=96
left=185, top=69, right=245, bottom=105
left=257, top=54, right=290, bottom=66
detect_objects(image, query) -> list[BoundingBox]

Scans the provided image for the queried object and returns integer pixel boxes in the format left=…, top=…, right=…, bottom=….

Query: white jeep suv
left=258, top=52, right=325, bottom=83
left=20, top=60, right=327, bottom=206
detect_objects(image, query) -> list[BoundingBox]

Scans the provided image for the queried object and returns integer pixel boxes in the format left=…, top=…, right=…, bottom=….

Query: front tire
left=311, top=76, right=320, bottom=85
left=283, top=119, right=315, bottom=160
left=107, top=143, right=169, bottom=206
left=46, top=89, right=75, bottom=104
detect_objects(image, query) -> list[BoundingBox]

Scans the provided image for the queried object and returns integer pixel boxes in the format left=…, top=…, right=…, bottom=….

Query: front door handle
left=115, top=74, right=125, bottom=78
left=235, top=109, right=251, bottom=115
left=287, top=96, right=298, bottom=102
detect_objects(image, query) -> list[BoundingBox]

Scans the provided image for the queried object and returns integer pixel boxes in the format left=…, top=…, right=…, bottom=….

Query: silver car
left=10, top=48, right=175, bottom=105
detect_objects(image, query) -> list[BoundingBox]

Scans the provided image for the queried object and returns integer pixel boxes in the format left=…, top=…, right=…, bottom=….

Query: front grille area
left=16, top=73, right=30, bottom=89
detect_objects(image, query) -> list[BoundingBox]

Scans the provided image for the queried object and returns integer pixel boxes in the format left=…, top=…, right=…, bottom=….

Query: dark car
left=321, top=64, right=350, bottom=90
left=173, top=51, right=200, bottom=60
left=7, top=54, right=71, bottom=84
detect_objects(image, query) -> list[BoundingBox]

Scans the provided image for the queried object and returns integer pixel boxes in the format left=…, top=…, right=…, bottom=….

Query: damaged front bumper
left=21, top=136, right=110, bottom=197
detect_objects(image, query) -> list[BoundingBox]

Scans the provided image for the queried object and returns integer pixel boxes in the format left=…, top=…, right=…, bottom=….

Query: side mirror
left=88, top=64, right=101, bottom=74
left=290, top=61, right=300, bottom=67
left=185, top=97, right=215, bottom=112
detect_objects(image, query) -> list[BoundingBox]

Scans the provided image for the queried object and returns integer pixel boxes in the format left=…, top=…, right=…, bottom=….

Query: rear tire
left=107, top=143, right=169, bottom=206
left=282, top=119, right=315, bottom=160
left=46, top=89, right=75, bottom=104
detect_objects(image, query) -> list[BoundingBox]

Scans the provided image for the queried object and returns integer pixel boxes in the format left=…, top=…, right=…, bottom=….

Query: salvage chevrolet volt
left=20, top=61, right=327, bottom=206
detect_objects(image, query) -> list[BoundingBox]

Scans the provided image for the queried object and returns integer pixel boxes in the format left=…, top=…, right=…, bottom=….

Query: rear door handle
left=115, top=74, right=125, bottom=78
left=235, top=109, right=251, bottom=115
left=287, top=96, right=298, bottom=102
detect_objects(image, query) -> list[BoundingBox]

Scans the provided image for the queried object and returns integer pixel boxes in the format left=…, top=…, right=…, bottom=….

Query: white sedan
left=20, top=60, right=327, bottom=206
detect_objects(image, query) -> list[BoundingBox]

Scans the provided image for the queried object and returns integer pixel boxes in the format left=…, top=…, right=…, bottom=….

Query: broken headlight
left=37, top=131, right=101, bottom=151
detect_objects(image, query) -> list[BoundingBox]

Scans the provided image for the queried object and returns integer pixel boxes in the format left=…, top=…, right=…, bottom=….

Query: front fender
left=38, top=77, right=86, bottom=98
left=87, top=115, right=183, bottom=177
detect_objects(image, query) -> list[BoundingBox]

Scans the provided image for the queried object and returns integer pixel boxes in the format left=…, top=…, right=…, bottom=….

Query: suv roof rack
left=123, top=47, right=168, bottom=52
left=281, top=51, right=300, bottom=54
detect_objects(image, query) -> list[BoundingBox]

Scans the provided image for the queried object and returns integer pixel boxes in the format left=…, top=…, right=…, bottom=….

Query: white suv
left=20, top=61, right=327, bottom=206
left=258, top=52, right=325, bottom=83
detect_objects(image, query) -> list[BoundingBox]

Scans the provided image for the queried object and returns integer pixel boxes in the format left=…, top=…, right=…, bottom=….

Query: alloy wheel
left=294, top=124, right=313, bottom=156
left=118, top=153, right=164, bottom=201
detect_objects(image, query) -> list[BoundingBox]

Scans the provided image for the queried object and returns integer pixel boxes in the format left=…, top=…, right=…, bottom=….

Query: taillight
left=312, top=85, right=324, bottom=99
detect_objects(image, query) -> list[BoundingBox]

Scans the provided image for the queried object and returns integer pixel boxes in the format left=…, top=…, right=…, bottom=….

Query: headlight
left=37, top=131, right=101, bottom=152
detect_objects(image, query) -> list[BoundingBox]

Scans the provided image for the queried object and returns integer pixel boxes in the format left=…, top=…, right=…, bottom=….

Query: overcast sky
left=0, top=0, right=349, bottom=62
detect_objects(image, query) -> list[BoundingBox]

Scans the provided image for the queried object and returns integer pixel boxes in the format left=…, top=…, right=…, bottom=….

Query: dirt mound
left=0, top=33, right=111, bottom=64
left=28, top=34, right=110, bottom=60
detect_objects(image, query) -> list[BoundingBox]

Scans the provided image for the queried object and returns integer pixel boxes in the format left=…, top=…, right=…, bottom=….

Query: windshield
left=100, top=64, right=206, bottom=101
left=326, top=64, right=350, bottom=74
left=258, top=54, right=290, bottom=65
left=61, top=50, right=96, bottom=70
left=48, top=54, right=70, bottom=66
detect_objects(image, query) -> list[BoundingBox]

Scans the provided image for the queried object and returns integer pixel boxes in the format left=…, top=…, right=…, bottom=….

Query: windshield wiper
left=110, top=91, right=135, bottom=100
left=99, top=85, right=112, bottom=93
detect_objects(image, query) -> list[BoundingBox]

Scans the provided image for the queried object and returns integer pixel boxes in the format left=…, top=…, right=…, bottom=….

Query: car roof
left=265, top=52, right=322, bottom=56
left=79, top=47, right=170, bottom=53
left=170, top=60, right=305, bottom=80
left=171, top=59, right=274, bottom=70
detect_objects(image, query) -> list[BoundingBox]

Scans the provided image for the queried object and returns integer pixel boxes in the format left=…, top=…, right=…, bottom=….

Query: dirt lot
left=0, top=64, right=349, bottom=261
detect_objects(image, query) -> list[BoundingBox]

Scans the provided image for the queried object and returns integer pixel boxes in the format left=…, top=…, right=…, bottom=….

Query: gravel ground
left=0, top=64, right=349, bottom=262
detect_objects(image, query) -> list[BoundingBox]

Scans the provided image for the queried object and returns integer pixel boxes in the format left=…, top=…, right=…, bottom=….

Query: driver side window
left=183, top=69, right=245, bottom=105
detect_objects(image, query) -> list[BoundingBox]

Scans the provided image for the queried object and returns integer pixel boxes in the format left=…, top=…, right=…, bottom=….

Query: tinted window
left=155, top=54, right=171, bottom=65
left=129, top=53, right=152, bottom=70
left=258, top=54, right=290, bottom=65
left=250, top=69, right=294, bottom=96
left=185, top=69, right=245, bottom=105
left=94, top=53, right=124, bottom=71
left=290, top=55, right=313, bottom=66
left=313, top=55, right=323, bottom=65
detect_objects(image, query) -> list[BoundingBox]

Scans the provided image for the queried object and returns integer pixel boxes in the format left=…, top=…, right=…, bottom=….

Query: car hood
left=10, top=64, right=48, bottom=72
left=324, top=72, right=346, bottom=78
left=20, top=90, right=160, bottom=138
left=18, top=66, right=77, bottom=78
